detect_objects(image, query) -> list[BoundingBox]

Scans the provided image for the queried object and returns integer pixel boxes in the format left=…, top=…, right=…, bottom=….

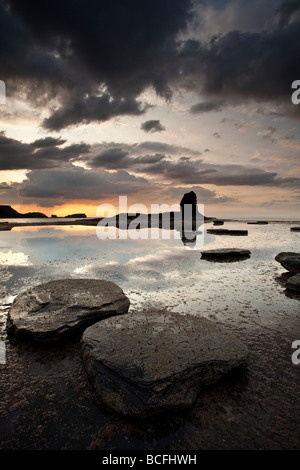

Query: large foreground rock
left=81, top=311, right=248, bottom=418
left=200, top=248, right=251, bottom=261
left=286, top=274, right=300, bottom=292
left=7, top=279, right=130, bottom=342
left=275, top=252, right=300, bottom=274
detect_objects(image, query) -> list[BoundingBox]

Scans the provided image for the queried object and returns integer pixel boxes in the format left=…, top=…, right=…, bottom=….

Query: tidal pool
left=0, top=220, right=300, bottom=450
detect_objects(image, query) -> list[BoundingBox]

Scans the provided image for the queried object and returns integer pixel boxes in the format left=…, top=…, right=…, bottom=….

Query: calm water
left=0, top=220, right=299, bottom=331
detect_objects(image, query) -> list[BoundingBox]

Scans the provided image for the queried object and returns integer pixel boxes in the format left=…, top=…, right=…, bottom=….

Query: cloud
left=212, top=132, right=221, bottom=138
left=2, top=0, right=193, bottom=129
left=2, top=0, right=300, bottom=129
left=179, top=18, right=300, bottom=119
left=43, top=95, right=148, bottom=131
left=140, top=120, right=166, bottom=133
left=190, top=101, right=223, bottom=114
left=85, top=142, right=300, bottom=188
left=16, top=165, right=148, bottom=206
left=276, top=0, right=300, bottom=27
left=259, top=126, right=278, bottom=143
left=1, top=133, right=300, bottom=193
left=0, top=131, right=90, bottom=170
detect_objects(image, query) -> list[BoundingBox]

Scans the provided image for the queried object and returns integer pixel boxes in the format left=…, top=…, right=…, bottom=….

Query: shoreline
left=0, top=217, right=300, bottom=450
left=0, top=215, right=299, bottom=231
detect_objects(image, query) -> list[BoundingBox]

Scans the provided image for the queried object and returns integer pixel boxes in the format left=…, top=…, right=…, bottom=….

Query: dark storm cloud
left=276, top=0, right=300, bottom=27
left=84, top=142, right=300, bottom=188
left=182, top=18, right=300, bottom=116
left=140, top=120, right=166, bottom=133
left=91, top=148, right=166, bottom=170
left=84, top=141, right=201, bottom=169
left=43, top=95, right=148, bottom=131
left=1, top=0, right=193, bottom=128
left=0, top=131, right=90, bottom=170
left=2, top=0, right=299, bottom=129
left=31, top=137, right=67, bottom=148
left=148, top=158, right=300, bottom=188
left=16, top=165, right=147, bottom=206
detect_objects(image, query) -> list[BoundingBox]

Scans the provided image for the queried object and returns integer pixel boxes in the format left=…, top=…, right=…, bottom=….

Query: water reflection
left=0, top=221, right=299, bottom=332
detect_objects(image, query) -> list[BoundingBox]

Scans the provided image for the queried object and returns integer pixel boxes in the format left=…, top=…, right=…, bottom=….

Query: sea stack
left=180, top=191, right=197, bottom=218
left=180, top=191, right=198, bottom=232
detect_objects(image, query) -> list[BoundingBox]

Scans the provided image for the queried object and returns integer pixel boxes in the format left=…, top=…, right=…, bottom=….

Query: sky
left=0, top=0, right=300, bottom=219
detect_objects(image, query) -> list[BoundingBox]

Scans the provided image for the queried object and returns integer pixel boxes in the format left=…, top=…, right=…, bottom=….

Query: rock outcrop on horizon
left=0, top=205, right=47, bottom=218
left=81, top=311, right=248, bottom=418
left=7, top=279, right=130, bottom=343
left=64, top=213, right=87, bottom=218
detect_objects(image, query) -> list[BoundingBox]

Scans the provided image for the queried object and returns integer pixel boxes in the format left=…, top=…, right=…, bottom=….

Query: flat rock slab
left=275, top=252, right=300, bottom=274
left=286, top=274, right=300, bottom=292
left=200, top=248, right=251, bottom=261
left=7, top=279, right=130, bottom=343
left=207, top=229, right=248, bottom=236
left=247, top=221, right=268, bottom=224
left=81, top=311, right=248, bottom=418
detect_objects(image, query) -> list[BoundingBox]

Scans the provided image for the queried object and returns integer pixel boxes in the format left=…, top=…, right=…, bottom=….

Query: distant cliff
left=0, top=205, right=48, bottom=218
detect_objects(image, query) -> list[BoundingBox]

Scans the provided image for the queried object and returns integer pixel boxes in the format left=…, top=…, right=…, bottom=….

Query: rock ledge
left=7, top=279, right=130, bottom=342
left=81, top=311, right=248, bottom=418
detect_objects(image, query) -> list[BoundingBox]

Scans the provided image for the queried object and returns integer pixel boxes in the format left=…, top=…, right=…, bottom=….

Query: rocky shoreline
left=0, top=219, right=300, bottom=449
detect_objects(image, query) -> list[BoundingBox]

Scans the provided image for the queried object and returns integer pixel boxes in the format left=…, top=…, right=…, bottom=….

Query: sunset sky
left=0, top=0, right=300, bottom=219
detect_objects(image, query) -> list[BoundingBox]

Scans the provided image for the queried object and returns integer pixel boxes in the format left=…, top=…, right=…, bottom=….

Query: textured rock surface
left=200, top=248, right=251, bottom=261
left=286, top=274, right=300, bottom=292
left=275, top=252, right=300, bottom=274
left=81, top=311, right=248, bottom=418
left=7, top=279, right=130, bottom=342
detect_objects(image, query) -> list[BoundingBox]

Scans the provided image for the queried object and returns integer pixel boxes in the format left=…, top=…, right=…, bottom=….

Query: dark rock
left=200, top=248, right=251, bottom=261
left=7, top=279, right=130, bottom=343
left=213, top=220, right=224, bottom=226
left=81, top=311, right=248, bottom=418
left=25, top=212, right=48, bottom=218
left=285, top=274, right=300, bottom=292
left=0, top=205, right=47, bottom=218
left=207, top=229, right=248, bottom=236
left=65, top=213, right=87, bottom=218
left=0, top=222, right=13, bottom=231
left=275, top=252, right=300, bottom=274
left=247, top=221, right=268, bottom=224
left=290, top=227, right=300, bottom=232
left=180, top=191, right=197, bottom=216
